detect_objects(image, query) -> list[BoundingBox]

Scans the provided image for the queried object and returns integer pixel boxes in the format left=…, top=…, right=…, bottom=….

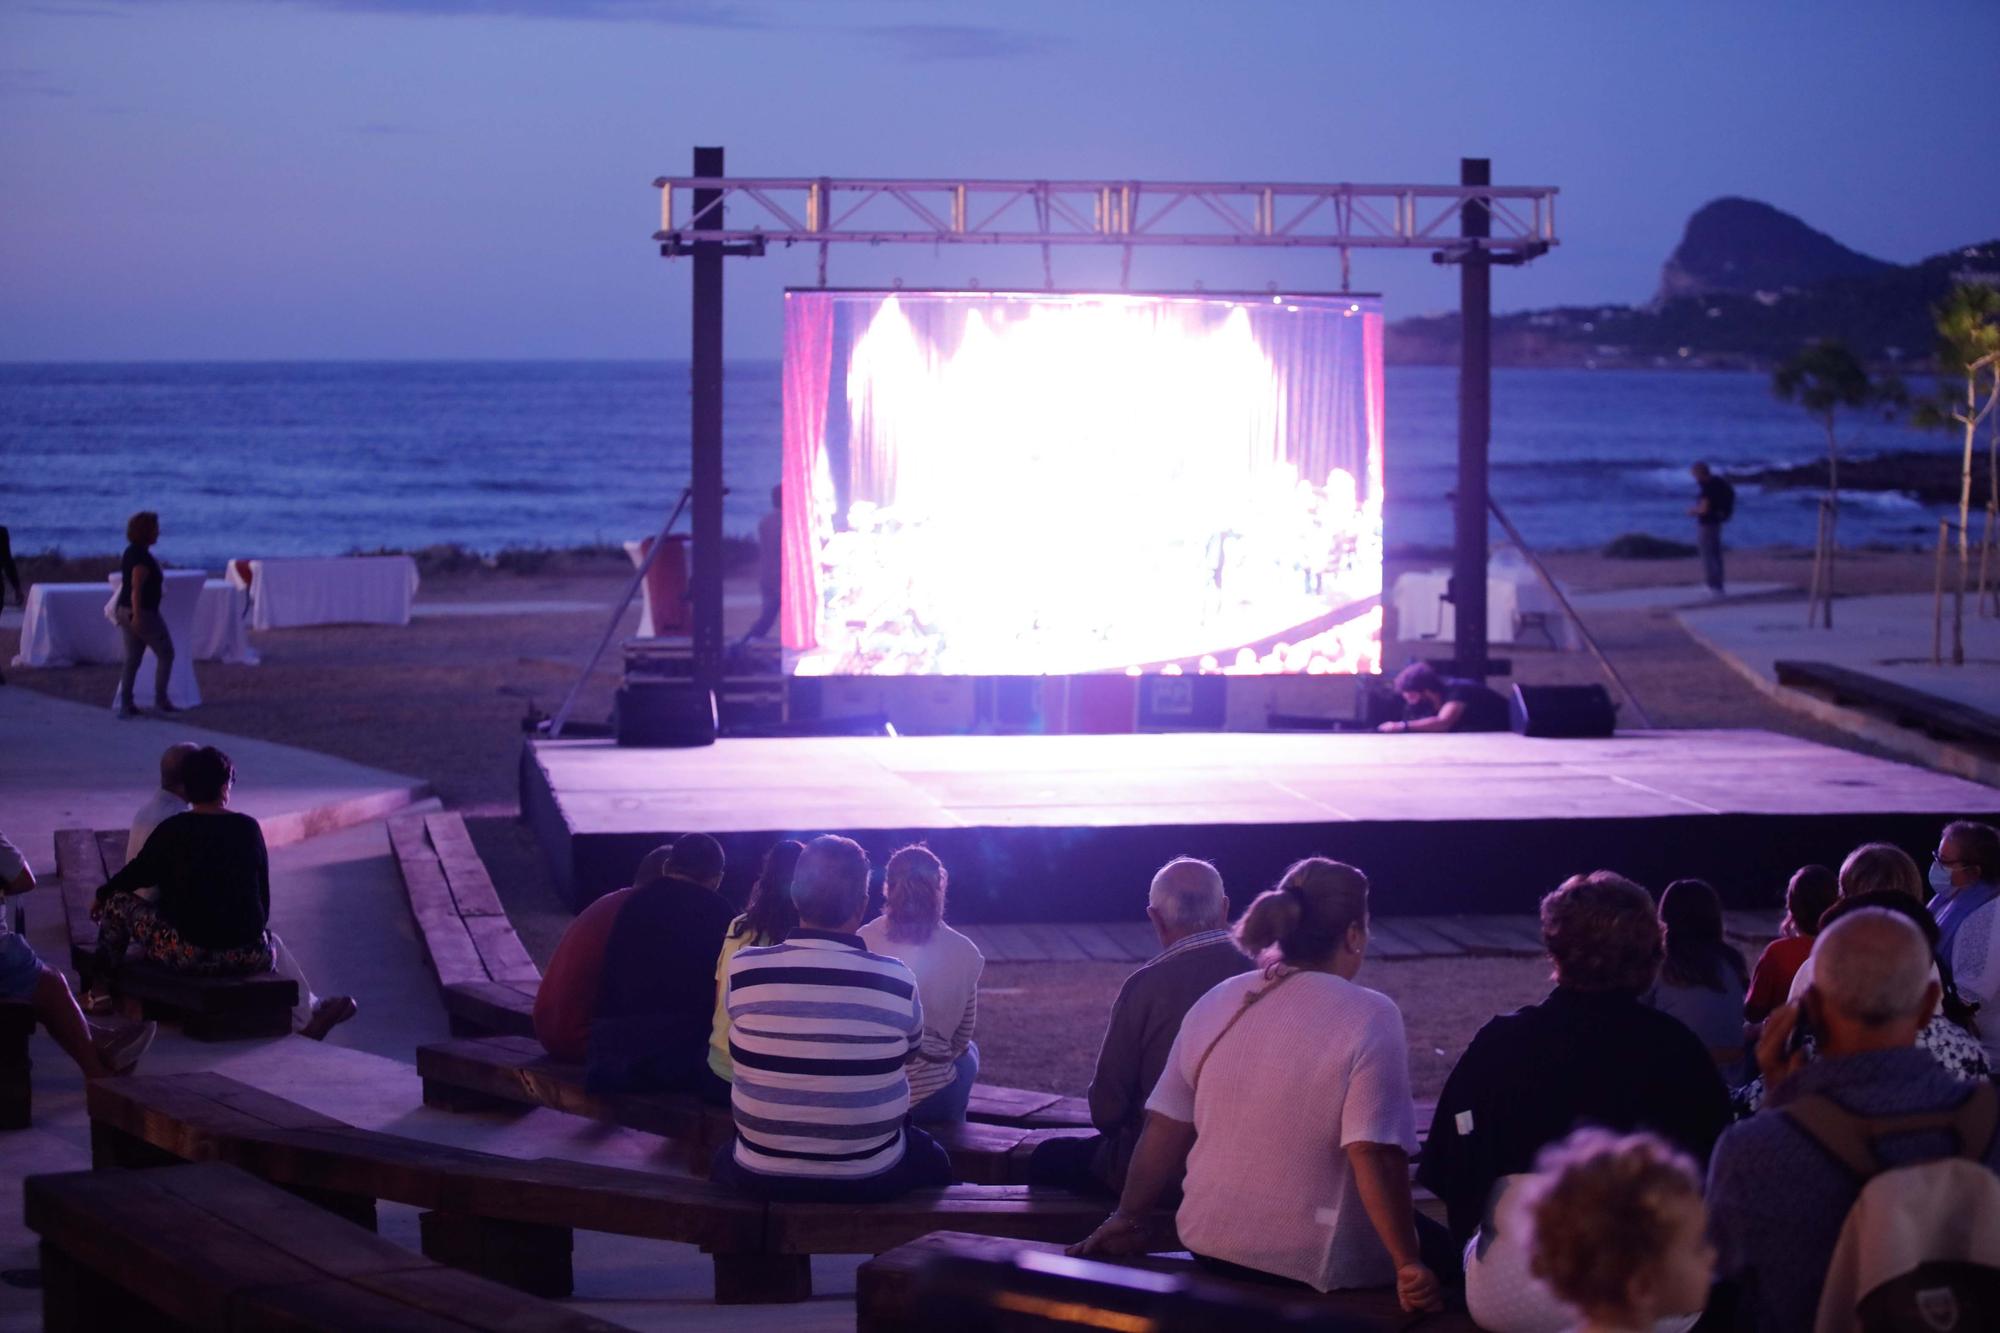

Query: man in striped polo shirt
left=712, top=834, right=955, bottom=1202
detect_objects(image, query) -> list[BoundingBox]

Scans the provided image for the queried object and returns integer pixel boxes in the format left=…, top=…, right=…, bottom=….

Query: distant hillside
left=1386, top=197, right=2000, bottom=371
left=1655, top=197, right=1895, bottom=303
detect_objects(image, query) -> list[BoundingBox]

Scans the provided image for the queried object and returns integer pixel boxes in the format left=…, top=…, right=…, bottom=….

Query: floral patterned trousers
left=92, top=893, right=274, bottom=977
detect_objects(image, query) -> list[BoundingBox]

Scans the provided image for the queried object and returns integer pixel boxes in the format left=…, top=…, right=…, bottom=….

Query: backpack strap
left=1780, top=1083, right=2000, bottom=1179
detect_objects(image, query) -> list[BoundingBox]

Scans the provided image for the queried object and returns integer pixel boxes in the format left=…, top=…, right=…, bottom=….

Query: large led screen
left=779, top=289, right=1384, bottom=677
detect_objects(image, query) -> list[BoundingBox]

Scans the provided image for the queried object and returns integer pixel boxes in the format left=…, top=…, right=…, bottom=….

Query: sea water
left=0, top=360, right=1955, bottom=571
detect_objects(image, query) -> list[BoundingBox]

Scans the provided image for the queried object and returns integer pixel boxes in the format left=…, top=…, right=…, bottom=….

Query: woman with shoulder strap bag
left=1069, top=857, right=1447, bottom=1313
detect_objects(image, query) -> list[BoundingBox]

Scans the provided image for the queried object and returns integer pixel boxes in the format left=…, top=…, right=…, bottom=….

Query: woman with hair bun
left=859, top=844, right=984, bottom=1123
left=1070, top=857, right=1445, bottom=1313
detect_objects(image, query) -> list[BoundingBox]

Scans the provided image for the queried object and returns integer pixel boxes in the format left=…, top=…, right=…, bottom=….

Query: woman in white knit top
left=1070, top=858, right=1445, bottom=1313
left=858, top=845, right=984, bottom=1122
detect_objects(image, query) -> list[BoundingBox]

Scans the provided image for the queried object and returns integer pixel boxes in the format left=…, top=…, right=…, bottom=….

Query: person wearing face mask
left=1927, top=820, right=2000, bottom=1066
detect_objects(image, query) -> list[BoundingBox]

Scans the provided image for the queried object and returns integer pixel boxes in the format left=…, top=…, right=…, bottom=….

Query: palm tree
left=1773, top=340, right=1903, bottom=628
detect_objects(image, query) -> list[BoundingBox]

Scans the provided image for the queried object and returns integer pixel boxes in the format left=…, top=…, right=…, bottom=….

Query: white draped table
left=9, top=571, right=257, bottom=708
left=1390, top=564, right=1567, bottom=647
left=228, top=556, right=419, bottom=630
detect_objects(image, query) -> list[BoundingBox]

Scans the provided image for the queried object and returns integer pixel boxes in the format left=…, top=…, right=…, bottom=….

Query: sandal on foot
left=299, top=996, right=357, bottom=1041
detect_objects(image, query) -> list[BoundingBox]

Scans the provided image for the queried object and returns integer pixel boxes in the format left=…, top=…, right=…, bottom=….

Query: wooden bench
left=27, top=1161, right=630, bottom=1332
left=857, top=1230, right=1480, bottom=1333
left=53, top=828, right=297, bottom=1040
left=389, top=812, right=541, bottom=1038
left=417, top=1035, right=1090, bottom=1185
left=1775, top=659, right=2000, bottom=749
left=88, top=1071, right=1131, bottom=1304
left=966, top=1084, right=1091, bottom=1130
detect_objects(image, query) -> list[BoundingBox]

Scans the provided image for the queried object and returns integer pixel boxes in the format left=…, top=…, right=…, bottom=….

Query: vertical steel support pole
left=1454, top=157, right=1492, bottom=680
left=690, top=146, right=726, bottom=695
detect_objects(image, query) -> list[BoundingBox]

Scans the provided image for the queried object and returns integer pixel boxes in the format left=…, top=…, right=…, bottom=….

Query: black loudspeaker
left=614, top=682, right=717, bottom=747
left=1510, top=683, right=1617, bottom=738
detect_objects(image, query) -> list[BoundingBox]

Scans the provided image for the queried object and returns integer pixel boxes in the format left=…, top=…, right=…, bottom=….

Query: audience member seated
left=1772, top=844, right=1989, bottom=1093
left=1525, top=1130, right=1713, bottom=1333
left=127, top=741, right=201, bottom=858
left=533, top=846, right=668, bottom=1063
left=0, top=831, right=155, bottom=1077
left=1028, top=856, right=1249, bottom=1196
left=711, top=834, right=953, bottom=1202
left=1707, top=908, right=2000, bottom=1333
left=1743, top=865, right=1836, bottom=1024
left=1928, top=819, right=1999, bottom=1066
left=1377, top=662, right=1511, bottom=734
left=1647, top=879, right=1749, bottom=1076
left=1070, top=858, right=1446, bottom=1313
left=587, top=832, right=736, bottom=1097
left=706, top=839, right=803, bottom=1091
left=858, top=845, right=984, bottom=1124
left=92, top=746, right=355, bottom=1040
left=1419, top=872, right=1730, bottom=1330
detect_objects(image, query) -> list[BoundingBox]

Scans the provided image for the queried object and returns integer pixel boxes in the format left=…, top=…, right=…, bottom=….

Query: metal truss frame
left=653, top=176, right=1559, bottom=257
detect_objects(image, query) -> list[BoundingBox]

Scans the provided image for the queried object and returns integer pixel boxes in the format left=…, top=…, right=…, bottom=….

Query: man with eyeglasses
left=1927, top=820, right=2000, bottom=1065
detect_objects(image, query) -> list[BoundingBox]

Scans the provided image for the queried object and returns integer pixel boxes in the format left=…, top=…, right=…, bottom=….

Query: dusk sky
left=4, top=0, right=1995, bottom=362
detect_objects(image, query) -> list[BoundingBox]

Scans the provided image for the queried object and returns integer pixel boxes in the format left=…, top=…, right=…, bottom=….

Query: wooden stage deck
left=522, top=729, right=2000, bottom=918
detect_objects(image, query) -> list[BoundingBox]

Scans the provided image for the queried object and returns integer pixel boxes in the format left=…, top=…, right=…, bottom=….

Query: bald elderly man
left=1706, top=908, right=2000, bottom=1333
left=128, top=741, right=202, bottom=859
left=1030, top=857, right=1250, bottom=1195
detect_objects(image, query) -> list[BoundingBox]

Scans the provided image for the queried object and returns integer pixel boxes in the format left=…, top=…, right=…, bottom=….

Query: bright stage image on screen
left=779, top=289, right=1385, bottom=677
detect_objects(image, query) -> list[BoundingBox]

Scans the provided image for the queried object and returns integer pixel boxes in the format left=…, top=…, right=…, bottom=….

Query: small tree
left=1913, top=284, right=2000, bottom=660
left=1773, top=339, right=1905, bottom=628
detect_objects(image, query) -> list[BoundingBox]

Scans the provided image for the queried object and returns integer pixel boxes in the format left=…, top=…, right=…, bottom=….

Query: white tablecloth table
left=622, top=540, right=658, bottom=638
left=229, top=556, right=419, bottom=630
left=12, top=576, right=257, bottom=704
left=1391, top=565, right=1565, bottom=646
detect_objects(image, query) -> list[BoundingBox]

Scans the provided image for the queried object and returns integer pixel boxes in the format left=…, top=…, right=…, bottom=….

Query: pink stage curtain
left=1363, top=309, right=1385, bottom=500
left=780, top=295, right=833, bottom=650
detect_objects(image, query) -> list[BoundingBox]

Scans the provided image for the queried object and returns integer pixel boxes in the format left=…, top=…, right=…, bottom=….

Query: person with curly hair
left=1419, top=872, right=1730, bottom=1331
left=1527, top=1130, right=1713, bottom=1333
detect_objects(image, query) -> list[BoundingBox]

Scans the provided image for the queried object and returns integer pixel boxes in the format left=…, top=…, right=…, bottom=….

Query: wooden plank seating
left=53, top=828, right=297, bottom=1040
left=857, top=1231, right=1480, bottom=1333
left=389, top=812, right=540, bottom=1038
left=26, top=1161, right=629, bottom=1332
left=416, top=1035, right=1092, bottom=1185
left=87, top=1071, right=1133, bottom=1304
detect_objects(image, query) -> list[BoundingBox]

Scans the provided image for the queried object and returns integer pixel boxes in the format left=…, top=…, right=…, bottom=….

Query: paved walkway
left=0, top=687, right=429, bottom=875
left=1681, top=592, right=2000, bottom=783
left=1680, top=592, right=2000, bottom=717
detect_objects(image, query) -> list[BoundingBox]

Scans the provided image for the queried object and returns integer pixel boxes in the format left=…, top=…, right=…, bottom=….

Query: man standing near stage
left=1689, top=462, right=1734, bottom=596
left=1378, top=662, right=1510, bottom=733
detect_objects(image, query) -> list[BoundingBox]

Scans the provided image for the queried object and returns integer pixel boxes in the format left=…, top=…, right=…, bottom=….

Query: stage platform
left=521, top=729, right=2000, bottom=919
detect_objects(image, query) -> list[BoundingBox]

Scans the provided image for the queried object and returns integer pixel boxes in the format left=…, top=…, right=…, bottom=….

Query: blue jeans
left=1697, top=522, right=1725, bottom=593
left=909, top=1042, right=979, bottom=1124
